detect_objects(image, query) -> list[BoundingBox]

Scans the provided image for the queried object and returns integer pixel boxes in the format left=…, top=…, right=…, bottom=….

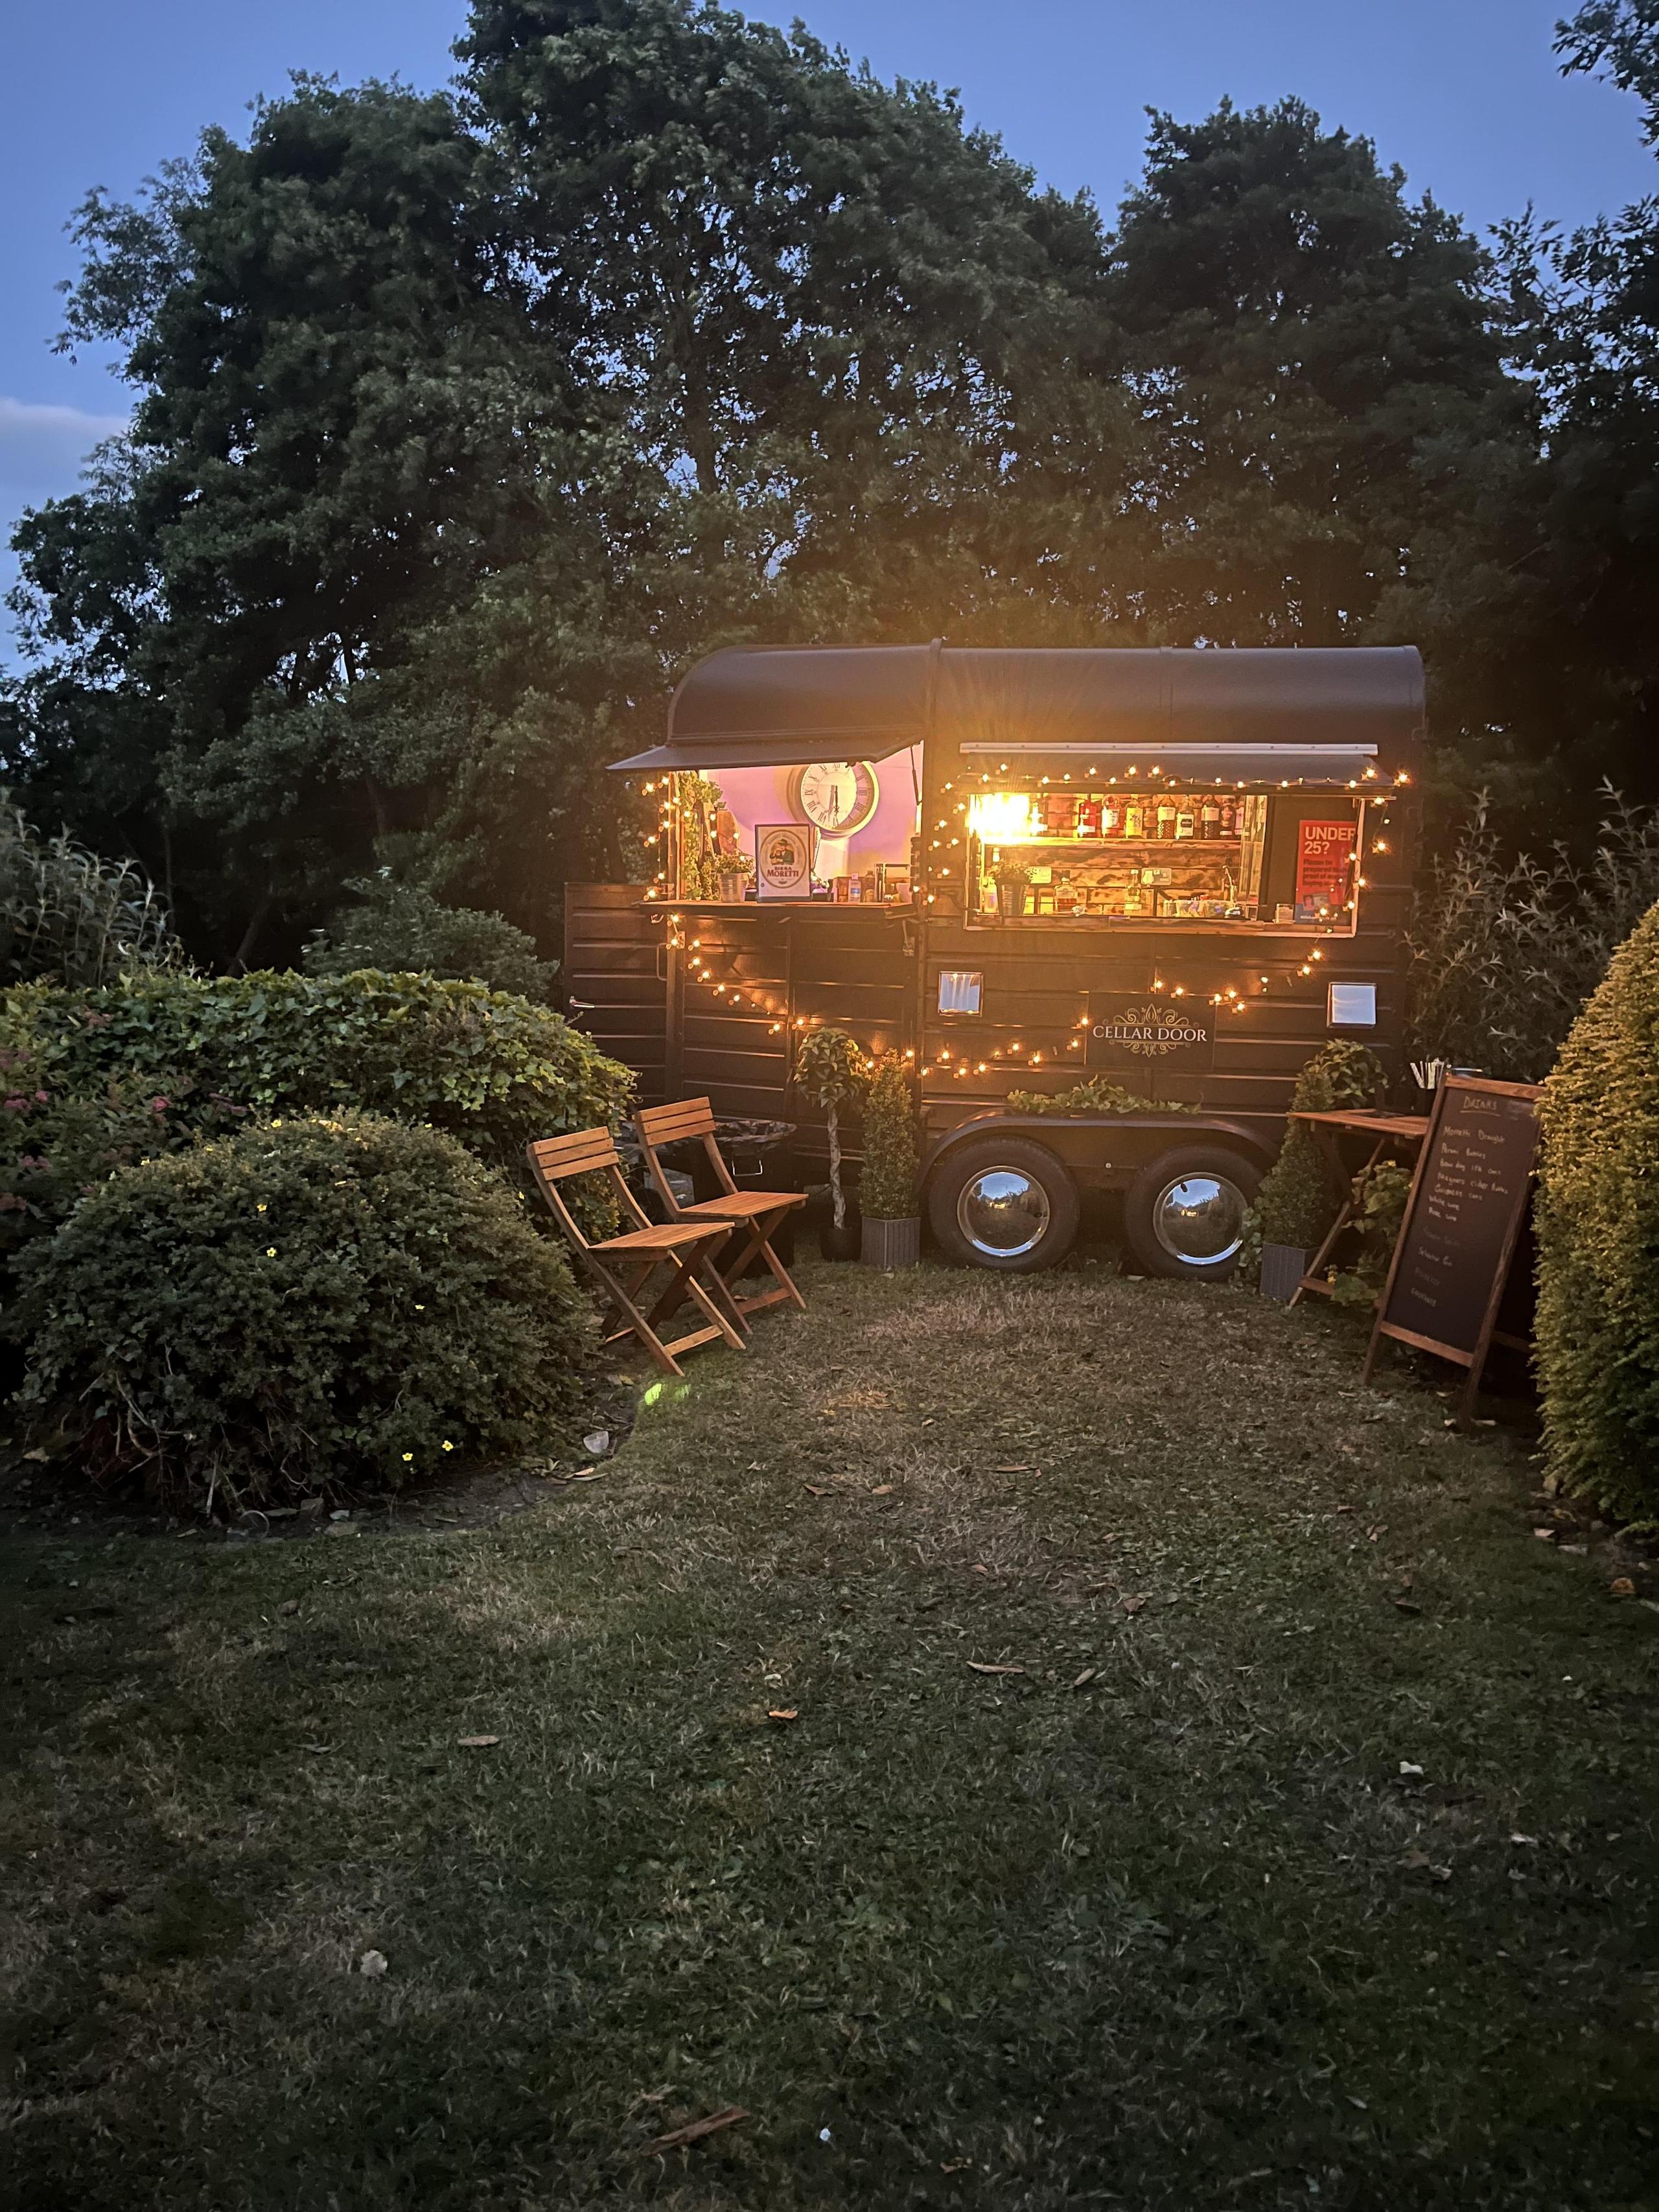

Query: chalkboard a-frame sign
left=1362, top=1075, right=1542, bottom=1421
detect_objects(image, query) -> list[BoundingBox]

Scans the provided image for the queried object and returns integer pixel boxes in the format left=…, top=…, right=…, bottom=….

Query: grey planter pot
left=1259, top=1242, right=1310, bottom=1303
left=861, top=1216, right=921, bottom=1270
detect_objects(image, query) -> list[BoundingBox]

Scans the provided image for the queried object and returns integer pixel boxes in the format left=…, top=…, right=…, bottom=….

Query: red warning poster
left=1295, top=819, right=1356, bottom=918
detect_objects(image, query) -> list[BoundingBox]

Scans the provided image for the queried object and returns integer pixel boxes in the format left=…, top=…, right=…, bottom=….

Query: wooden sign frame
left=1361, top=1075, right=1542, bottom=1423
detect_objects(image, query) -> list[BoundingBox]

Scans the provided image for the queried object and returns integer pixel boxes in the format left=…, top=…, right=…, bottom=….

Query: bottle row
left=1000, top=791, right=1253, bottom=842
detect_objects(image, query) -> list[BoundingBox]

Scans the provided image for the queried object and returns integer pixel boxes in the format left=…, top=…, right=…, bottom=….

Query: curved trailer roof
left=608, top=643, right=1426, bottom=780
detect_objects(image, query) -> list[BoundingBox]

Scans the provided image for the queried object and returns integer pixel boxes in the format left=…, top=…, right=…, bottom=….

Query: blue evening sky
left=3, top=0, right=1653, bottom=644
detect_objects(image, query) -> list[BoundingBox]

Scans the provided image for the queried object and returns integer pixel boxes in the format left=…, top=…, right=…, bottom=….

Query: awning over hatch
left=607, top=643, right=1424, bottom=773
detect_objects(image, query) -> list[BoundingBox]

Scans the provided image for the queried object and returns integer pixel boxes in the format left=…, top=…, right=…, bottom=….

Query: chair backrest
left=526, top=1128, right=651, bottom=1249
left=634, top=1096, right=735, bottom=1206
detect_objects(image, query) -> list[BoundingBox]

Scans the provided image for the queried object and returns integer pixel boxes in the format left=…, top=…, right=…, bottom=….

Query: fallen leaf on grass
left=1398, top=1760, right=1424, bottom=1776
left=1393, top=1598, right=1422, bottom=1615
left=1533, top=1527, right=1558, bottom=1541
left=868, top=1484, right=894, bottom=1496
left=644, top=2106, right=750, bottom=2155
left=358, top=1950, right=388, bottom=1978
left=803, top=1484, right=830, bottom=1497
left=457, top=1734, right=501, bottom=1748
left=1119, top=1596, right=1147, bottom=1616
left=993, top=1463, right=1031, bottom=1473
left=1610, top=1577, right=1636, bottom=1598
left=967, top=1661, right=1025, bottom=1675
left=1071, top=1668, right=1097, bottom=1688
left=941, top=2158, right=973, bottom=2173
left=767, top=1708, right=798, bottom=1723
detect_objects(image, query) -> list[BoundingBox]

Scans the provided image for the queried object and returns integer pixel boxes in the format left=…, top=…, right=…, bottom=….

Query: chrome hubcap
left=1152, top=1174, right=1247, bottom=1267
left=957, top=1167, right=1051, bottom=1258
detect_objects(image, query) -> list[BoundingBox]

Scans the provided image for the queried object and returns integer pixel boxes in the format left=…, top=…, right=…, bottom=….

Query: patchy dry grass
left=2, top=1264, right=1656, bottom=2210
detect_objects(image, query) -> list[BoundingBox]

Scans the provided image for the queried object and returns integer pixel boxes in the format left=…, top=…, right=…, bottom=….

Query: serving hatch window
left=956, top=778, right=1366, bottom=932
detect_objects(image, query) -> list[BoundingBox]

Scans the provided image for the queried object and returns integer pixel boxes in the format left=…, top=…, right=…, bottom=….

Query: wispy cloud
left=0, top=395, right=132, bottom=501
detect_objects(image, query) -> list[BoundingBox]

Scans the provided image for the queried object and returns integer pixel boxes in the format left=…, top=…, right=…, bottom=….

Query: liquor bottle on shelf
left=1124, top=797, right=1145, bottom=838
left=1155, top=796, right=1176, bottom=840
left=1200, top=793, right=1220, bottom=840
left=1122, top=868, right=1146, bottom=916
left=1100, top=795, right=1119, bottom=837
left=1176, top=798, right=1196, bottom=840
left=1218, top=795, right=1235, bottom=837
left=1078, top=796, right=1102, bottom=837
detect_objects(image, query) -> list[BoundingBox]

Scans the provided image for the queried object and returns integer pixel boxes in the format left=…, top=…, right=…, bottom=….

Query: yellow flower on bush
left=266, top=1246, right=277, bottom=1257
left=257, top=1203, right=267, bottom=1214
left=441, top=1440, right=454, bottom=1452
left=401, top=1451, right=414, bottom=1463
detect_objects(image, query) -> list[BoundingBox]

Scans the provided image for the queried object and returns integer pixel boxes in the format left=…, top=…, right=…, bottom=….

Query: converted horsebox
left=566, top=643, right=1424, bottom=1277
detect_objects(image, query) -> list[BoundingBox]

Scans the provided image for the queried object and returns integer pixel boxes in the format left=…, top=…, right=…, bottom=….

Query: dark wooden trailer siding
left=563, top=891, right=913, bottom=1172
left=563, top=884, right=668, bottom=1105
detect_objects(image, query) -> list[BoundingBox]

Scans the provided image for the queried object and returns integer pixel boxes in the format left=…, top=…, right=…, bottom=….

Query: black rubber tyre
left=1122, top=1144, right=1262, bottom=1281
left=927, top=1137, right=1080, bottom=1273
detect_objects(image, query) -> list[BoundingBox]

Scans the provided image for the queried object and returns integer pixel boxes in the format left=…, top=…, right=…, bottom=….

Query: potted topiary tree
left=795, top=1025, right=868, bottom=1259
left=1249, top=1038, right=1382, bottom=1299
left=859, top=1052, right=921, bottom=1268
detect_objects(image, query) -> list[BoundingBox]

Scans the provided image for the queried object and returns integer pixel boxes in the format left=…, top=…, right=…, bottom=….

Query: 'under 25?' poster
left=1294, top=819, right=1356, bottom=918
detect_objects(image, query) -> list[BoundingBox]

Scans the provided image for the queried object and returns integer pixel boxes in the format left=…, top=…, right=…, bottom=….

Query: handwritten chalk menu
left=1363, top=1076, right=1542, bottom=1419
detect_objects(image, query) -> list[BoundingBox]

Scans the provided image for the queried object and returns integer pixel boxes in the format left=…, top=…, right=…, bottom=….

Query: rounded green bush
left=17, top=1112, right=596, bottom=1509
left=1537, top=898, right=1659, bottom=1522
left=861, top=1053, right=920, bottom=1220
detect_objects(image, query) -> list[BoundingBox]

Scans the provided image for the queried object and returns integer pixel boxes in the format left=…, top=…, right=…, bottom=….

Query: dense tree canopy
left=3, top=0, right=1652, bottom=967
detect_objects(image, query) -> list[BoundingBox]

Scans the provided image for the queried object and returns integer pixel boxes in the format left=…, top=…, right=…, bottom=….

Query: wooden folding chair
left=526, top=1128, right=748, bottom=1377
left=634, top=1097, right=809, bottom=1323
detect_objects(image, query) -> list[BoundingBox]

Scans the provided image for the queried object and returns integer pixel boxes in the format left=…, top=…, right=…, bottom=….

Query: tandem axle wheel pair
left=927, top=1135, right=1263, bottom=1280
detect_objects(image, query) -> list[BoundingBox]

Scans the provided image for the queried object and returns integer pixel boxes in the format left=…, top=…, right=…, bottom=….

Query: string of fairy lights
left=627, top=762, right=1411, bottom=1082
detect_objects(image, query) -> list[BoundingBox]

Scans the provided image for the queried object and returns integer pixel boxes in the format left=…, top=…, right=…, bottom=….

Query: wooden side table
left=1285, top=1110, right=1430, bottom=1307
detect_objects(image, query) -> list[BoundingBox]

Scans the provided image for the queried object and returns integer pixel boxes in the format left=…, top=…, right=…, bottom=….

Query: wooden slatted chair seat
left=634, top=1097, right=809, bottom=1321
left=526, top=1128, right=748, bottom=1377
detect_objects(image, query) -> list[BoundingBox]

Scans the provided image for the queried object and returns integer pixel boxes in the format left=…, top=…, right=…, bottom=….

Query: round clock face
left=787, top=760, right=880, bottom=837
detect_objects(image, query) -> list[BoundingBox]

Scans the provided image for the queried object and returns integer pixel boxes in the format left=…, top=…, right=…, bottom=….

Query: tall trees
left=1097, top=99, right=1520, bottom=647
left=7, top=1, right=1623, bottom=968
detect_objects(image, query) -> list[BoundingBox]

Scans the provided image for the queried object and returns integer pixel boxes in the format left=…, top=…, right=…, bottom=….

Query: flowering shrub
left=16, top=1113, right=594, bottom=1509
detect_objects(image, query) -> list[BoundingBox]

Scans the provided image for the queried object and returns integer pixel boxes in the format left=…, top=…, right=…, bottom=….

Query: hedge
left=0, top=969, right=632, bottom=1279
left=1537, top=896, right=1659, bottom=1522
left=16, top=1113, right=595, bottom=1509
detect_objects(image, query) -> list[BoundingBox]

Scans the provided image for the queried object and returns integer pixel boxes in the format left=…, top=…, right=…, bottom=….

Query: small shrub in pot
left=14, top=1112, right=595, bottom=1511
left=1245, top=1039, right=1380, bottom=1294
left=794, top=1025, right=868, bottom=1258
left=860, top=1052, right=920, bottom=1267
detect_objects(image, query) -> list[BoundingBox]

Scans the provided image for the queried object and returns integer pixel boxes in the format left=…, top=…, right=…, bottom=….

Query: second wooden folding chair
left=526, top=1128, right=748, bottom=1377
left=634, top=1097, right=809, bottom=1323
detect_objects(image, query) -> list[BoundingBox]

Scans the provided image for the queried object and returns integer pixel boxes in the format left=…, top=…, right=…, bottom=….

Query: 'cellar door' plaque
left=1085, top=994, right=1214, bottom=1096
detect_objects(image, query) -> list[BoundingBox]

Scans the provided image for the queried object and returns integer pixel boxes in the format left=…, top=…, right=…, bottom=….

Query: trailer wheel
left=928, top=1137, right=1080, bottom=1273
left=1122, top=1145, right=1261, bottom=1281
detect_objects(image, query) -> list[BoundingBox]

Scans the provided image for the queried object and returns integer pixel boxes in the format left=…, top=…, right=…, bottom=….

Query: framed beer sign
left=754, top=822, right=815, bottom=900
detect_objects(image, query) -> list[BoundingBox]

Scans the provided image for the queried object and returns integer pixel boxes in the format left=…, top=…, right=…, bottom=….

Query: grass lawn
left=3, top=1262, right=1656, bottom=2209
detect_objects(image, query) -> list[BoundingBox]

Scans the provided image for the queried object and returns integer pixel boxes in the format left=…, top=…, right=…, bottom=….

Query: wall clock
left=785, top=760, right=880, bottom=838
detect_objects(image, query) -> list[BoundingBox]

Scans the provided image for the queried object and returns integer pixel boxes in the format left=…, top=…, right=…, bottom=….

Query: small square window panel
left=1328, top=982, right=1377, bottom=1028
left=938, top=970, right=982, bottom=1015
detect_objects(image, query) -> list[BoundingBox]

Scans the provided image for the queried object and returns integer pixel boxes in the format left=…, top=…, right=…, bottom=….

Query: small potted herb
left=716, top=850, right=754, bottom=903
left=794, top=1025, right=869, bottom=1259
left=992, top=855, right=1031, bottom=918
left=859, top=1052, right=921, bottom=1268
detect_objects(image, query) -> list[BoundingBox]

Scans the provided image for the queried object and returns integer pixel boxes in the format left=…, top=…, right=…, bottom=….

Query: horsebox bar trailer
left=566, top=642, right=1424, bottom=1275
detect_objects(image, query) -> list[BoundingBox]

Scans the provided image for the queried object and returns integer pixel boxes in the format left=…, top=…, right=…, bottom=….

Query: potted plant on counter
left=795, top=1025, right=869, bottom=1259
left=859, top=1053, right=921, bottom=1268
